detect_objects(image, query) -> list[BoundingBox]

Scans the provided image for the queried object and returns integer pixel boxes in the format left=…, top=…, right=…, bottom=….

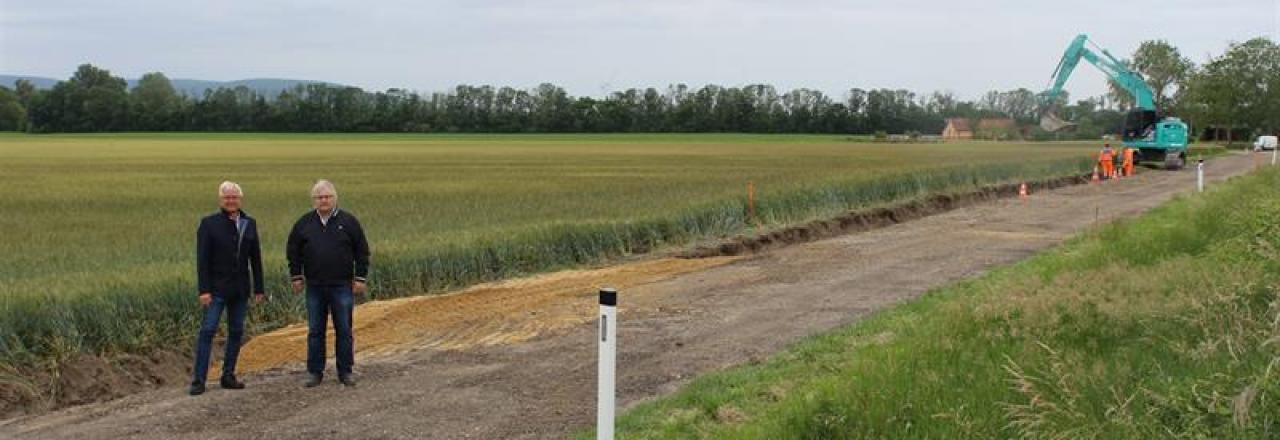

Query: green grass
left=1187, top=143, right=1233, bottom=160
left=589, top=162, right=1280, bottom=439
left=0, top=133, right=1099, bottom=407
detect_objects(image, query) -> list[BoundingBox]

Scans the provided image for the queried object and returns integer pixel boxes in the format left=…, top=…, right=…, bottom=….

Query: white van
left=1256, top=135, right=1278, bottom=151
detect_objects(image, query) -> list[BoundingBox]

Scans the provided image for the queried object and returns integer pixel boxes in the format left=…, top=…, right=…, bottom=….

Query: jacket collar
left=218, top=208, right=250, bottom=221
left=315, top=208, right=340, bottom=222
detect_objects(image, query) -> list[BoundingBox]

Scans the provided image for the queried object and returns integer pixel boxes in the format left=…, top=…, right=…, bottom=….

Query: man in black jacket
left=191, top=181, right=265, bottom=396
left=288, top=179, right=370, bottom=388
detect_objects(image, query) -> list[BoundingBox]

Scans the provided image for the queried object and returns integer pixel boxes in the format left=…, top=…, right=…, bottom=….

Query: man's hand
left=352, top=280, right=367, bottom=296
left=199, top=293, right=212, bottom=308
left=292, top=279, right=304, bottom=294
left=254, top=292, right=266, bottom=305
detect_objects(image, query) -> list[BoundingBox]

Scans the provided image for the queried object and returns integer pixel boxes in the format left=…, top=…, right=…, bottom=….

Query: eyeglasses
left=312, top=194, right=335, bottom=200
left=221, top=195, right=242, bottom=200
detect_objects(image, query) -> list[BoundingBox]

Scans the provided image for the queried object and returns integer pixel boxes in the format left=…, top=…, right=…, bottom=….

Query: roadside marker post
left=598, top=287, right=618, bottom=440
left=1197, top=159, right=1205, bottom=193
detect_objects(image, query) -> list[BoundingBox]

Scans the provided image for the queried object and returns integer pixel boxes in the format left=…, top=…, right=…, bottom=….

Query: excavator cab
left=1122, top=109, right=1159, bottom=142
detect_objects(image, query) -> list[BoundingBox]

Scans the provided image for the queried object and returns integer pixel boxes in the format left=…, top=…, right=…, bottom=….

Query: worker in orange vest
left=1122, top=147, right=1135, bottom=177
left=1099, top=144, right=1115, bottom=180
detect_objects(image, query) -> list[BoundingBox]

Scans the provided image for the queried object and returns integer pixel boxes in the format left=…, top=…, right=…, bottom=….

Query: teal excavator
left=1039, top=34, right=1189, bottom=169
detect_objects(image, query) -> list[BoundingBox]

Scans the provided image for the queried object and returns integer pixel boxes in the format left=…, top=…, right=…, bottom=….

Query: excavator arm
left=1039, top=34, right=1156, bottom=131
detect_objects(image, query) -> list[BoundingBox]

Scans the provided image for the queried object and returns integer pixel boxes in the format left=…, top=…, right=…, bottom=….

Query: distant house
left=941, top=118, right=973, bottom=140
left=976, top=118, right=1019, bottom=140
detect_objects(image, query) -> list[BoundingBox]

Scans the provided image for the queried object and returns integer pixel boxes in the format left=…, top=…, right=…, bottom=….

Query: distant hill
left=0, top=75, right=59, bottom=89
left=0, top=74, right=344, bottom=98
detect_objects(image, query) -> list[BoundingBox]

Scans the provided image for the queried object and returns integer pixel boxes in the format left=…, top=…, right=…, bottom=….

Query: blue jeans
left=192, top=294, right=248, bottom=384
left=306, top=284, right=355, bottom=376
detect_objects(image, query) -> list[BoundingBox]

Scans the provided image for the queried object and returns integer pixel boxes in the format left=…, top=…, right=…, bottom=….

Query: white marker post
left=1271, top=146, right=1276, bottom=166
left=1197, top=159, right=1205, bottom=193
left=597, top=287, right=617, bottom=440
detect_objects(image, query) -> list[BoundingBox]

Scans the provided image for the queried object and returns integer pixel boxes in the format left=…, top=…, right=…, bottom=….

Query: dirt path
left=2, top=153, right=1258, bottom=440
left=219, top=257, right=742, bottom=377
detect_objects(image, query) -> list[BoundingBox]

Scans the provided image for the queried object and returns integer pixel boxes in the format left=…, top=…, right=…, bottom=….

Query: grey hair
left=311, top=179, right=337, bottom=197
left=218, top=181, right=243, bottom=196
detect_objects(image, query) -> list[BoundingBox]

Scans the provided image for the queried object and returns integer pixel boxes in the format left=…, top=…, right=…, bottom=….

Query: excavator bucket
left=1039, top=110, right=1076, bottom=132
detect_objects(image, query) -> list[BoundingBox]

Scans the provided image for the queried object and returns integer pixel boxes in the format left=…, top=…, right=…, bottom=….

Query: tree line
left=0, top=37, right=1274, bottom=140
left=0, top=69, right=1047, bottom=136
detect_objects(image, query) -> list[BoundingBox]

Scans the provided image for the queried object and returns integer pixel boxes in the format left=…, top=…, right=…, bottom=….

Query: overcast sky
left=1, top=0, right=1277, bottom=101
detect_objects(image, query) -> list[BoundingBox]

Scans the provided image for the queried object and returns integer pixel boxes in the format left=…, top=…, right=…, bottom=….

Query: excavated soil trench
left=683, top=174, right=1089, bottom=258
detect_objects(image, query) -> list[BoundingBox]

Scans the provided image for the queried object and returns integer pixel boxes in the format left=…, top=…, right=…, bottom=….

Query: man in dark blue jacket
left=191, top=181, right=266, bottom=396
left=288, top=179, right=370, bottom=388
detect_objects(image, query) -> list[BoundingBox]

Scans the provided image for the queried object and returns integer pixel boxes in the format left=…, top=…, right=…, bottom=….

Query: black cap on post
left=599, top=287, right=617, bottom=306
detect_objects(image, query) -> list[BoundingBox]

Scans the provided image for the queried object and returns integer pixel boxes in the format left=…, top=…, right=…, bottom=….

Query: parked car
left=1255, top=135, right=1278, bottom=151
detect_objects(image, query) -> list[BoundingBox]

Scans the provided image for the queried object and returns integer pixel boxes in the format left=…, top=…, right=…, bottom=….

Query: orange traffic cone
left=1091, top=167, right=1101, bottom=184
left=1019, top=182, right=1029, bottom=199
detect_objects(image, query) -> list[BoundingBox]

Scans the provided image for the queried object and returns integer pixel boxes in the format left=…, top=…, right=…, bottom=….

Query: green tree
left=531, top=83, right=571, bottom=132
left=129, top=72, right=182, bottom=130
left=1185, top=38, right=1280, bottom=141
left=0, top=86, right=26, bottom=131
left=1130, top=40, right=1193, bottom=111
left=14, top=79, right=37, bottom=110
left=29, top=64, right=129, bottom=132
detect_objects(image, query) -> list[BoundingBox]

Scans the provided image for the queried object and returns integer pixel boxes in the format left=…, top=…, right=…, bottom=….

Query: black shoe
left=220, top=375, right=245, bottom=390
left=304, top=374, right=323, bottom=388
left=338, top=374, right=356, bottom=387
left=188, top=382, right=205, bottom=396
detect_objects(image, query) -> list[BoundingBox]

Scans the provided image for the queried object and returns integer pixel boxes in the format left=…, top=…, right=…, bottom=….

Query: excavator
left=1039, top=34, right=1189, bottom=169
